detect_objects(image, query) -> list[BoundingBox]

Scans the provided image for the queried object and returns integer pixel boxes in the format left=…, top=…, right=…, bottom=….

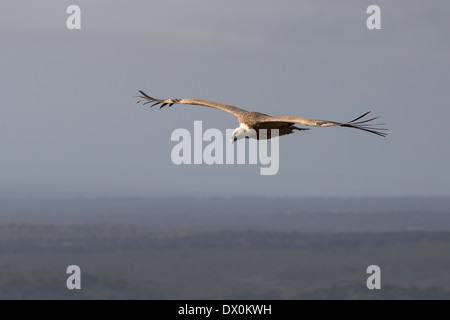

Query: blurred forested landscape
left=0, top=197, right=449, bottom=299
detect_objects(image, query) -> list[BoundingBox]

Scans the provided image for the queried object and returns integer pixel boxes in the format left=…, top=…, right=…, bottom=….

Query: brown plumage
left=136, top=90, right=388, bottom=139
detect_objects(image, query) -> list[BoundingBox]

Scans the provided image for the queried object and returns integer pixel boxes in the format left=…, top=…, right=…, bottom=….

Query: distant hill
left=1, top=197, right=449, bottom=232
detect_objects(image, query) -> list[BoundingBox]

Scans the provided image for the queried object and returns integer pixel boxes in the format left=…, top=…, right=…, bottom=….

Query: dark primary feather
left=339, top=112, right=387, bottom=137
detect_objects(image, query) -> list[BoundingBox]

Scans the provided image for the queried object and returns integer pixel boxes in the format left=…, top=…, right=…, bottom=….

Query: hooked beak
left=230, top=136, right=237, bottom=144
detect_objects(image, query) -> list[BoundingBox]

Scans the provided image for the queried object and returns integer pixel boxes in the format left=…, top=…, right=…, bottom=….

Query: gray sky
left=1, top=1, right=450, bottom=198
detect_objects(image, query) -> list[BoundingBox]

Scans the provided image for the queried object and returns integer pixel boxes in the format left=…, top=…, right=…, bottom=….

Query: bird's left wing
left=136, top=90, right=247, bottom=119
left=259, top=112, right=388, bottom=137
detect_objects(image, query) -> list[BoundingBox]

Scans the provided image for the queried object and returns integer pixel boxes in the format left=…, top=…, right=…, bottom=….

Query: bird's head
left=230, top=126, right=257, bottom=143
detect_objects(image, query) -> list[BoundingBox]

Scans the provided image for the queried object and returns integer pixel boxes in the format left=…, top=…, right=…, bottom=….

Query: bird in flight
left=136, top=90, right=387, bottom=143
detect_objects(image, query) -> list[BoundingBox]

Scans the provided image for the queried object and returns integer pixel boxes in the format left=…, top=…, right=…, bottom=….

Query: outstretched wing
left=259, top=111, right=387, bottom=137
left=136, top=90, right=247, bottom=119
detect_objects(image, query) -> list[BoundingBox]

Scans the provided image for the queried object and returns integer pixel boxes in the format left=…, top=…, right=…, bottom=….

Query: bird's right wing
left=260, top=112, right=388, bottom=137
left=136, top=90, right=247, bottom=119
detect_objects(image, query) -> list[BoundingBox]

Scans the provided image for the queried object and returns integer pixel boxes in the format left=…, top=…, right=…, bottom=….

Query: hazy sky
left=1, top=1, right=449, bottom=198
